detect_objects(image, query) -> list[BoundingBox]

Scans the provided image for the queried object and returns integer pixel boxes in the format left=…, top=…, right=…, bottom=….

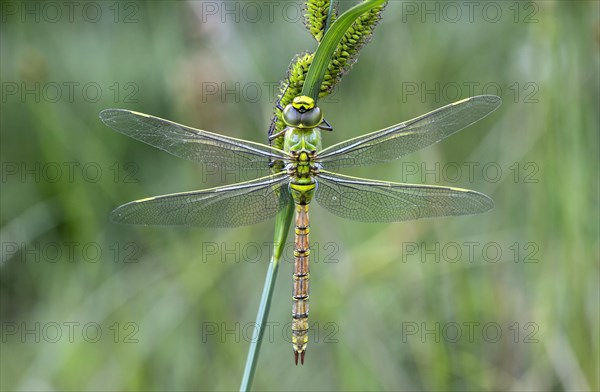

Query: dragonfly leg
left=269, top=126, right=290, bottom=141
left=317, top=118, right=333, bottom=132
left=268, top=82, right=291, bottom=142
left=268, top=115, right=278, bottom=139
left=275, top=81, right=291, bottom=111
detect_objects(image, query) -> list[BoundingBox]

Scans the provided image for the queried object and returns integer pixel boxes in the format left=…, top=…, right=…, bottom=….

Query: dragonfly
left=100, top=94, right=501, bottom=365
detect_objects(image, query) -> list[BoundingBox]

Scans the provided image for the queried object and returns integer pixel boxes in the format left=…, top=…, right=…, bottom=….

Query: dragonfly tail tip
left=293, top=350, right=306, bottom=365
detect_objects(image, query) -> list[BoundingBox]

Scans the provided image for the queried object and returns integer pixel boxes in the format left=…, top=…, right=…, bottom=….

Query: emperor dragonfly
left=100, top=94, right=501, bottom=364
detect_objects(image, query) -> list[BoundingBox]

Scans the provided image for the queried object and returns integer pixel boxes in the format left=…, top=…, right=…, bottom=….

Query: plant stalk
left=239, top=200, right=293, bottom=392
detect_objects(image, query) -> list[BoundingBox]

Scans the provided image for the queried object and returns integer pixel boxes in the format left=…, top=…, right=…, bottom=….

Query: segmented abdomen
left=292, top=203, right=310, bottom=365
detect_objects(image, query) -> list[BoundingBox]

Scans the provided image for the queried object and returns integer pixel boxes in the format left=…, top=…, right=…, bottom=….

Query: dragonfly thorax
left=282, top=98, right=323, bottom=194
left=286, top=149, right=318, bottom=205
left=286, top=150, right=319, bottom=178
left=284, top=127, right=321, bottom=152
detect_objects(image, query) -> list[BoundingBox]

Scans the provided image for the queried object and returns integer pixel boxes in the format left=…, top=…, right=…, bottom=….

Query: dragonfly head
left=282, top=96, right=323, bottom=129
left=292, top=96, right=315, bottom=112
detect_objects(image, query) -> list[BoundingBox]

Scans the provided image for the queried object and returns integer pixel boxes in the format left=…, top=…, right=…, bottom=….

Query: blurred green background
left=1, top=1, right=598, bottom=391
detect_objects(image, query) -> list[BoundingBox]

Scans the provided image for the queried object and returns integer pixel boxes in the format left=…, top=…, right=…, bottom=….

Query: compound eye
left=301, top=107, right=323, bottom=128
left=282, top=105, right=301, bottom=126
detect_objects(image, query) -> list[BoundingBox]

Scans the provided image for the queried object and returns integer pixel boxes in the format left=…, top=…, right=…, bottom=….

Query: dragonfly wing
left=100, top=109, right=287, bottom=170
left=315, top=171, right=493, bottom=222
left=318, top=95, right=501, bottom=170
left=110, top=172, right=291, bottom=227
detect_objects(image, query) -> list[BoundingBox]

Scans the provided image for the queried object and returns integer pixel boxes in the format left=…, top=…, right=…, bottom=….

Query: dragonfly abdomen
left=292, top=202, right=310, bottom=365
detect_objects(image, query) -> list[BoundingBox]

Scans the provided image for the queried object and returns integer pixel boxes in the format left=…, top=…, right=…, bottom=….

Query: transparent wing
left=318, top=95, right=501, bottom=170
left=100, top=109, right=287, bottom=170
left=110, top=172, right=291, bottom=227
left=315, top=171, right=493, bottom=222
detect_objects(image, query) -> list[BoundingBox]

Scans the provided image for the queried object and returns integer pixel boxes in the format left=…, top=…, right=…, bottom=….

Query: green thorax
left=282, top=96, right=323, bottom=205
